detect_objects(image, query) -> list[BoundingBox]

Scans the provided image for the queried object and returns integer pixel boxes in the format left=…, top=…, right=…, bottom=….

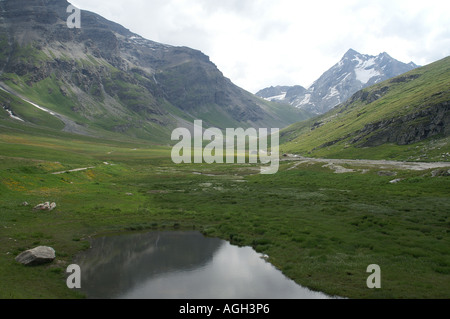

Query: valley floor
left=0, top=130, right=449, bottom=299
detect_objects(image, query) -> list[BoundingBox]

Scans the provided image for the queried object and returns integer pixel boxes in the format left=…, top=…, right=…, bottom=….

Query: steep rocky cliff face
left=0, top=0, right=308, bottom=141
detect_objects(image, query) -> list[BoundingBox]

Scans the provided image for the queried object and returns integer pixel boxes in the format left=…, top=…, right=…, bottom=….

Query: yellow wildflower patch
left=2, top=178, right=26, bottom=192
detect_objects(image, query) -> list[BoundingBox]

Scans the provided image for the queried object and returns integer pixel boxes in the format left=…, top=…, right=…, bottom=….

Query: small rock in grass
left=33, top=202, right=57, bottom=211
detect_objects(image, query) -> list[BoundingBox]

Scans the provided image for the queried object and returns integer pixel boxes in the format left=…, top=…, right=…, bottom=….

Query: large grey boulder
left=15, top=246, right=56, bottom=266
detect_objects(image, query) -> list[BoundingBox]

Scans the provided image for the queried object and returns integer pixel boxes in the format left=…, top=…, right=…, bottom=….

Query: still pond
left=75, top=231, right=332, bottom=299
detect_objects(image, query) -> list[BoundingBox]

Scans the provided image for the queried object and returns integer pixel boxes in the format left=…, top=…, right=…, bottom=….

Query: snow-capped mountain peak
left=256, top=49, right=419, bottom=114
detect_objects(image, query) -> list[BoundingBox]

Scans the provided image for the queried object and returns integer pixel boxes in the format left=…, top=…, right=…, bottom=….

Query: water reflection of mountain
left=75, top=231, right=223, bottom=299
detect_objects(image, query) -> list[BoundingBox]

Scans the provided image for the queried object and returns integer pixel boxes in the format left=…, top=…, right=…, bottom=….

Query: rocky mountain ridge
left=257, top=49, right=419, bottom=115
left=0, top=0, right=309, bottom=143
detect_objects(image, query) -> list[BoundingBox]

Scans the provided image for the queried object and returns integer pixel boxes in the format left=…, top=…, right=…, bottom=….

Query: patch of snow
left=353, top=56, right=376, bottom=68
left=355, top=68, right=381, bottom=84
left=363, top=57, right=377, bottom=68
left=0, top=87, right=25, bottom=121
left=0, top=85, right=57, bottom=119
left=326, top=86, right=339, bottom=99
left=3, top=107, right=24, bottom=122
left=22, top=98, right=56, bottom=116
left=265, top=92, right=287, bottom=101
left=297, top=94, right=311, bottom=106
left=354, top=58, right=381, bottom=84
left=337, top=72, right=350, bottom=81
left=352, top=56, right=363, bottom=67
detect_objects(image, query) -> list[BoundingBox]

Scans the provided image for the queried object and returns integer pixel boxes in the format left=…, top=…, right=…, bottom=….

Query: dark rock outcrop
left=351, top=102, right=449, bottom=146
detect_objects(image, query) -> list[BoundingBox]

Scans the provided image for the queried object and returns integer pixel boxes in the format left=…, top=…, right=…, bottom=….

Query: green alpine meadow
left=0, top=0, right=449, bottom=300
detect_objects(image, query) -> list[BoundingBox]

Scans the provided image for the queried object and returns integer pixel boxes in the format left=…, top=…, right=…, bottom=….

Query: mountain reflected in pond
left=76, top=231, right=331, bottom=299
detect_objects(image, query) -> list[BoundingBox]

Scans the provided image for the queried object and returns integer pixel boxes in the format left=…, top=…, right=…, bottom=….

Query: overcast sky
left=70, top=0, right=450, bottom=93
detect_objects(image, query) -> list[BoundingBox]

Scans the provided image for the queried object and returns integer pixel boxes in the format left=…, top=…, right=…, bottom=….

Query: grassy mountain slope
left=280, top=56, right=450, bottom=161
